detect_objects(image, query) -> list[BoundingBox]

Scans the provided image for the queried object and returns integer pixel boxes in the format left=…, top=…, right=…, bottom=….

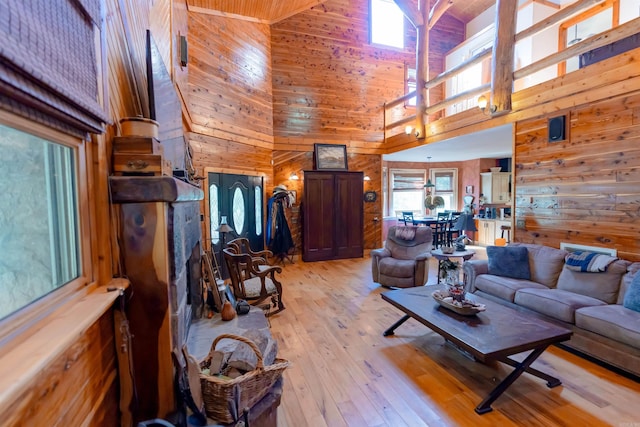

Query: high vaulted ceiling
left=186, top=0, right=496, bottom=25
left=186, top=0, right=329, bottom=24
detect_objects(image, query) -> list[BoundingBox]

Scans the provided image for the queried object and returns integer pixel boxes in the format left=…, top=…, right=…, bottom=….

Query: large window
left=390, top=169, right=425, bottom=217
left=370, top=0, right=404, bottom=49
left=430, top=168, right=458, bottom=211
left=0, top=121, right=81, bottom=320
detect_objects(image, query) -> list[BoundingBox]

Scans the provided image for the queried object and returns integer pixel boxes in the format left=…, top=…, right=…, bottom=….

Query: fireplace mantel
left=109, top=176, right=203, bottom=203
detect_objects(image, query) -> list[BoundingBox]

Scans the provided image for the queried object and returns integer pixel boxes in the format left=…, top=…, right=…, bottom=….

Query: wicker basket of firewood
left=199, top=333, right=290, bottom=423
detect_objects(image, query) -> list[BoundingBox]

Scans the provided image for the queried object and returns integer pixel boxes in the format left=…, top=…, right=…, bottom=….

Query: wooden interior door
left=302, top=171, right=336, bottom=261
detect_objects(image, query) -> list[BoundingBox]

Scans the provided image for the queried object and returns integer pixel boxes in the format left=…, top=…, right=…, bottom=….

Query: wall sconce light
left=289, top=172, right=299, bottom=181
left=405, top=125, right=413, bottom=135
left=363, top=175, right=371, bottom=181
left=478, top=95, right=497, bottom=114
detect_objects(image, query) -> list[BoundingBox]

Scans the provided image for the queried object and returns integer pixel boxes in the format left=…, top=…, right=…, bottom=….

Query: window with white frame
left=0, top=116, right=86, bottom=320
left=390, top=169, right=425, bottom=217
left=370, top=0, right=405, bottom=49
left=406, top=66, right=416, bottom=107
left=430, top=168, right=458, bottom=211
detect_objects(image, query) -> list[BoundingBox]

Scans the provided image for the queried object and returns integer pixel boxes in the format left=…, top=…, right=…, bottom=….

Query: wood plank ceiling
left=186, top=0, right=496, bottom=25
left=186, top=0, right=330, bottom=24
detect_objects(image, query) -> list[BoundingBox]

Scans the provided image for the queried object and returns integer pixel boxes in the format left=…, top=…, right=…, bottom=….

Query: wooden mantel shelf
left=109, top=176, right=204, bottom=203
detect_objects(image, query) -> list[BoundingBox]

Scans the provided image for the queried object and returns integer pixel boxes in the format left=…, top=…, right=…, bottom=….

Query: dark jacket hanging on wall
left=267, top=192, right=294, bottom=259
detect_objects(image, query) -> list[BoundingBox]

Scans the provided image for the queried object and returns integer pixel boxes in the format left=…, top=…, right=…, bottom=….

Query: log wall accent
left=514, top=91, right=640, bottom=261
left=187, top=12, right=274, bottom=147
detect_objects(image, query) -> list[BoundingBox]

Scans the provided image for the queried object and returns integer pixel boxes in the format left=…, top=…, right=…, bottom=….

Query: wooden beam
left=491, top=0, right=518, bottom=113
left=428, top=0, right=454, bottom=30
left=425, top=83, right=491, bottom=115
left=426, top=48, right=492, bottom=90
left=515, top=17, right=640, bottom=80
left=414, top=0, right=428, bottom=138
left=393, top=0, right=424, bottom=27
left=515, top=0, right=605, bottom=42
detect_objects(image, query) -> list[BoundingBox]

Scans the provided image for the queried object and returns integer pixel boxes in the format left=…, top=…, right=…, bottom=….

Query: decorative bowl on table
left=441, top=246, right=455, bottom=254
left=432, top=289, right=486, bottom=316
left=490, top=166, right=502, bottom=172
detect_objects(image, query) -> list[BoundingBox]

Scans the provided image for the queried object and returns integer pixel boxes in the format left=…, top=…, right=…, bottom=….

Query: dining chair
left=447, top=211, right=463, bottom=246
left=401, top=211, right=415, bottom=225
left=432, top=212, right=450, bottom=248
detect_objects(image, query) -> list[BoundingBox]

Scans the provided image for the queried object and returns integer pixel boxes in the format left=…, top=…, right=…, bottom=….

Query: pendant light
left=568, top=24, right=581, bottom=46
left=424, top=157, right=435, bottom=189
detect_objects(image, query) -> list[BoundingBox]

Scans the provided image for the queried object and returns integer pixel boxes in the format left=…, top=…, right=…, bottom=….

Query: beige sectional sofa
left=463, top=243, right=640, bottom=377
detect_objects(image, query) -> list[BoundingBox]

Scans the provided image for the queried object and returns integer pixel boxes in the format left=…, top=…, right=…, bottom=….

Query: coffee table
left=381, top=285, right=572, bottom=414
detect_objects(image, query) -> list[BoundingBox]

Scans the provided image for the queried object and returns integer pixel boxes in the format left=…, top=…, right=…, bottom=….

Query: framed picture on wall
left=314, top=144, right=348, bottom=170
left=465, top=185, right=473, bottom=194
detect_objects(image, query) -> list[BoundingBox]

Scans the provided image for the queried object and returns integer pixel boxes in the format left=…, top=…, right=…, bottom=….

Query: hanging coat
left=269, top=200, right=294, bottom=257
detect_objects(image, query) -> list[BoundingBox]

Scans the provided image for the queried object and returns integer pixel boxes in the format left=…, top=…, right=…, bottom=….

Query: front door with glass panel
left=208, top=173, right=264, bottom=278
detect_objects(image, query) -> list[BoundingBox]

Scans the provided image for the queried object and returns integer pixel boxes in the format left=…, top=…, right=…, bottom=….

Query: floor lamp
left=453, top=213, right=478, bottom=251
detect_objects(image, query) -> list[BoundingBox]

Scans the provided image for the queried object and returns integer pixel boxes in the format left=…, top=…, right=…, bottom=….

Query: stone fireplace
left=110, top=175, right=204, bottom=422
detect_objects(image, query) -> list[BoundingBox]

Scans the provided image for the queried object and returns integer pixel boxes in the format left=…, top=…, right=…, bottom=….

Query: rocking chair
left=222, top=247, right=285, bottom=315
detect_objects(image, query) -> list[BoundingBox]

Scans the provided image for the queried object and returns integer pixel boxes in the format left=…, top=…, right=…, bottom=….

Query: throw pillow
left=487, top=245, right=531, bottom=280
left=623, top=272, right=640, bottom=312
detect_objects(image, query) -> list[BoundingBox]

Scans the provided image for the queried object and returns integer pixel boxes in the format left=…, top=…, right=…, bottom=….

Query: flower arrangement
left=439, top=259, right=460, bottom=280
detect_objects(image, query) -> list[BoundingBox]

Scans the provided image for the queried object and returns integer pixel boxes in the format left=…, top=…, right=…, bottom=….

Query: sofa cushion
left=474, top=275, right=547, bottom=303
left=557, top=259, right=630, bottom=304
left=509, top=243, right=568, bottom=288
left=623, top=269, right=640, bottom=312
left=514, top=288, right=606, bottom=323
left=487, top=246, right=531, bottom=280
left=576, top=305, right=640, bottom=348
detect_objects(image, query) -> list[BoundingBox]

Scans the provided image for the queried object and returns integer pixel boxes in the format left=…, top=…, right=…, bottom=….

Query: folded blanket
left=395, top=226, right=417, bottom=241
left=565, top=250, right=618, bottom=272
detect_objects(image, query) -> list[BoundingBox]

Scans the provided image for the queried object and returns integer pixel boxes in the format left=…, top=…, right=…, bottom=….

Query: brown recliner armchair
left=371, top=225, right=433, bottom=288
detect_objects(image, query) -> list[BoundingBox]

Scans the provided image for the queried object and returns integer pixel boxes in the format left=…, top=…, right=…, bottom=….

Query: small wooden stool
left=500, top=225, right=511, bottom=243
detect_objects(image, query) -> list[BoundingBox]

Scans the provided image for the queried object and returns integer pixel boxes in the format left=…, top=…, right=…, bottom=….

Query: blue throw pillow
left=487, top=246, right=531, bottom=280
left=623, top=272, right=640, bottom=312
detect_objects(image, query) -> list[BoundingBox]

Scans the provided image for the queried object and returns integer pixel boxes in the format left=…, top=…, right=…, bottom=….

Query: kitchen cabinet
left=481, top=172, right=511, bottom=204
left=477, top=220, right=496, bottom=246
left=477, top=219, right=512, bottom=245
left=302, top=170, right=364, bottom=261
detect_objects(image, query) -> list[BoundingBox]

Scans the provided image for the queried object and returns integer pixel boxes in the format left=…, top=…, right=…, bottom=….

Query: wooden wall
left=270, top=0, right=464, bottom=148
left=2, top=0, right=189, bottom=425
left=187, top=12, right=274, bottom=148
left=273, top=151, right=383, bottom=252
left=514, top=91, right=640, bottom=261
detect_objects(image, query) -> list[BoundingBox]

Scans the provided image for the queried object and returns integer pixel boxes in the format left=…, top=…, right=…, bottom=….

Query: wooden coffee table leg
left=499, top=354, right=562, bottom=388
left=475, top=346, right=548, bottom=414
left=383, top=314, right=411, bottom=336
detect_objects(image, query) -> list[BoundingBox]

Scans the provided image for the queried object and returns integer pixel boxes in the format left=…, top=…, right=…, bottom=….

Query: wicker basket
left=199, top=333, right=290, bottom=423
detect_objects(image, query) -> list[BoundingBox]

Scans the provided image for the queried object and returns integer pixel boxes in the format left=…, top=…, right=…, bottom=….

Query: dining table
left=411, top=217, right=438, bottom=226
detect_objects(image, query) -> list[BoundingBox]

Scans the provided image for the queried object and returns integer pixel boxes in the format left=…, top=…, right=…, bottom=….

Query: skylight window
left=371, top=0, right=404, bottom=49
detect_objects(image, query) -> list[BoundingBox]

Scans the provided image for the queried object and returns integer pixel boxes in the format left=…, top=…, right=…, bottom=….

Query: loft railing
left=383, top=0, right=640, bottom=140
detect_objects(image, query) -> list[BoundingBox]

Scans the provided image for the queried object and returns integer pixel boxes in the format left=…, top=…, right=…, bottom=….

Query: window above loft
left=370, top=0, right=405, bottom=49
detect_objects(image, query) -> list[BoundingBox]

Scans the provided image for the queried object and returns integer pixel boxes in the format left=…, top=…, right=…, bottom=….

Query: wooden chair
left=447, top=211, right=463, bottom=246
left=227, top=237, right=272, bottom=271
left=432, top=212, right=450, bottom=248
left=222, top=248, right=285, bottom=315
left=401, top=211, right=415, bottom=225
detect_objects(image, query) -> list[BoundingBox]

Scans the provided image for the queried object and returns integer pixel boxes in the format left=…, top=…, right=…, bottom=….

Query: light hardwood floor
left=269, top=251, right=640, bottom=426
